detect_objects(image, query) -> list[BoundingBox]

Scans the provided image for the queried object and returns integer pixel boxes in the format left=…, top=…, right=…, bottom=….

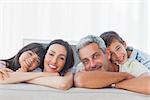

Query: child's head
left=100, top=31, right=128, bottom=65
left=5, top=43, right=45, bottom=71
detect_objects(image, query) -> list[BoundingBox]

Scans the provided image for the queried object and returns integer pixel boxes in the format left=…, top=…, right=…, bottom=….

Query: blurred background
left=0, top=0, right=149, bottom=59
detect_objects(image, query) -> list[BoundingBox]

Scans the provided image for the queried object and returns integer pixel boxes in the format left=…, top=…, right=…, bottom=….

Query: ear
left=106, top=48, right=111, bottom=60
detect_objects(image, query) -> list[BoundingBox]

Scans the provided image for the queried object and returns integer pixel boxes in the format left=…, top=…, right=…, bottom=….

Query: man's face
left=79, top=43, right=108, bottom=71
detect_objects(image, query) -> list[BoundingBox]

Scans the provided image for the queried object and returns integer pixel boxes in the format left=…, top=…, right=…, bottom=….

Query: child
left=100, top=31, right=150, bottom=77
left=0, top=43, right=45, bottom=72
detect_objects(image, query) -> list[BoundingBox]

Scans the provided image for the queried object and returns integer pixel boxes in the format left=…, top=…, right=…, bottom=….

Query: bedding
left=0, top=84, right=149, bottom=100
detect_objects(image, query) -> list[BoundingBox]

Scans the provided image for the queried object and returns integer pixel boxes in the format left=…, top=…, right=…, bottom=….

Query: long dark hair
left=1, top=43, right=45, bottom=71
left=44, top=39, right=74, bottom=76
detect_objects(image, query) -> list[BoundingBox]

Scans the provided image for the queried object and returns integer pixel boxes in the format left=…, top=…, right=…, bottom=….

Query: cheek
left=98, top=55, right=105, bottom=63
left=57, top=62, right=65, bottom=71
left=119, top=48, right=126, bottom=54
left=44, top=58, right=48, bottom=69
left=85, top=65, right=90, bottom=71
left=19, top=55, right=24, bottom=63
left=111, top=54, right=117, bottom=60
left=28, top=61, right=39, bottom=71
left=29, top=65, right=36, bottom=71
left=44, top=55, right=49, bottom=64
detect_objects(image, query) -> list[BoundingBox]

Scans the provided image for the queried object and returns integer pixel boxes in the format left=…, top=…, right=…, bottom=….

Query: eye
left=60, top=57, right=65, bottom=60
left=116, top=45, right=122, bottom=51
left=82, top=60, right=88, bottom=65
left=49, top=53, right=54, bottom=56
left=36, top=58, right=40, bottom=65
left=59, top=56, right=65, bottom=61
left=93, top=52, right=101, bottom=60
left=25, top=51, right=33, bottom=57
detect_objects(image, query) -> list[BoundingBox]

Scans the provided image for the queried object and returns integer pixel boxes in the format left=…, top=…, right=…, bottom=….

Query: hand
left=16, top=62, right=29, bottom=72
left=0, top=68, right=14, bottom=80
left=16, top=67, right=28, bottom=72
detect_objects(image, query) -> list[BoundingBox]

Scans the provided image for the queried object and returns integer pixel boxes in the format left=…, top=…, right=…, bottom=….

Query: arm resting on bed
left=27, top=72, right=73, bottom=90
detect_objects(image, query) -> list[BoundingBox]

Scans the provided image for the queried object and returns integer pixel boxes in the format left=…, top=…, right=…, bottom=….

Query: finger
left=21, top=62, right=29, bottom=71
left=22, top=67, right=28, bottom=72
left=0, top=72, right=4, bottom=80
left=17, top=67, right=27, bottom=72
left=16, top=68, right=22, bottom=72
left=1, top=70, right=9, bottom=78
left=5, top=68, right=13, bottom=72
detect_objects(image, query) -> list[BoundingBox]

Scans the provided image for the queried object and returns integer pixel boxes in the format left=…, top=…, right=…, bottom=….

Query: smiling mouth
left=118, top=55, right=125, bottom=64
left=48, top=64, right=57, bottom=70
left=91, top=65, right=102, bottom=71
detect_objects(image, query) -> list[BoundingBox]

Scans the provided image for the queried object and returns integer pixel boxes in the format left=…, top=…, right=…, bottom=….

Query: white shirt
left=119, top=58, right=150, bottom=77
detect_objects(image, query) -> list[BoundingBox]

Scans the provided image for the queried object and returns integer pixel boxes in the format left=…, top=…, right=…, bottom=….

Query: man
left=74, top=35, right=150, bottom=94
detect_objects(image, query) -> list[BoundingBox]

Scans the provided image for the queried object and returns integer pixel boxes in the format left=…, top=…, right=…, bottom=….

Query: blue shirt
left=127, top=47, right=150, bottom=70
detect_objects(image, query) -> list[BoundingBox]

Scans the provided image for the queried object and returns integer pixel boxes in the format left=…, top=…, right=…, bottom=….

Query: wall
left=0, top=0, right=149, bottom=59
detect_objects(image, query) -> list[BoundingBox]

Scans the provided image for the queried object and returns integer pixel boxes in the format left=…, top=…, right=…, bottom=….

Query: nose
left=89, top=59, right=96, bottom=69
left=112, top=52, right=119, bottom=59
left=29, top=54, right=37, bottom=63
left=51, top=57, right=57, bottom=64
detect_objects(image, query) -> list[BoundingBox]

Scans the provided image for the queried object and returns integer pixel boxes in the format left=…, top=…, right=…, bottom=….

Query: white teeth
left=49, top=64, right=57, bottom=69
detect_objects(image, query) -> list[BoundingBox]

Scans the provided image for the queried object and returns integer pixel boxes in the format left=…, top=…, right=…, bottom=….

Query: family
left=0, top=31, right=150, bottom=95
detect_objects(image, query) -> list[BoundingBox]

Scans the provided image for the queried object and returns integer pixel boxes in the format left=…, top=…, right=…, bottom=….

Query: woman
left=0, top=43, right=45, bottom=79
left=0, top=39, right=74, bottom=90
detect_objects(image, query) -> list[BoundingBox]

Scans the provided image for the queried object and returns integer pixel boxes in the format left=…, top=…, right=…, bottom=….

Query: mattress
left=0, top=83, right=149, bottom=100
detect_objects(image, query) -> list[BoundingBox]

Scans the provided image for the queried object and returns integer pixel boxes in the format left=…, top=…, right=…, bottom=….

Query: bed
left=0, top=83, right=149, bottom=100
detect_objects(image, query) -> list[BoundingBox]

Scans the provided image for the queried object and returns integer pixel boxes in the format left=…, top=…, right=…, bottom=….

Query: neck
left=127, top=50, right=132, bottom=58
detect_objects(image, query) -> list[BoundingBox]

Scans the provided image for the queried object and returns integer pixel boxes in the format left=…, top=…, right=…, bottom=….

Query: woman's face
left=44, top=44, right=67, bottom=73
left=19, top=50, right=40, bottom=72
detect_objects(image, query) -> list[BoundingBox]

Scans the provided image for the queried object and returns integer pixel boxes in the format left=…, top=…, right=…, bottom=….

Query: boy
left=100, top=31, right=150, bottom=77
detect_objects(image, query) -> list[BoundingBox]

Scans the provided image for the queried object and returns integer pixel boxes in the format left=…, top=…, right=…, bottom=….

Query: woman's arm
left=115, top=73, right=150, bottom=95
left=0, top=72, right=58, bottom=84
left=0, top=68, right=13, bottom=80
left=27, top=72, right=73, bottom=90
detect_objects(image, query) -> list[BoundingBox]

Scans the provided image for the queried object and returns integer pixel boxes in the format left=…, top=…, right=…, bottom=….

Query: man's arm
left=115, top=73, right=150, bottom=95
left=0, top=72, right=58, bottom=84
left=27, top=72, right=73, bottom=90
left=74, top=71, right=133, bottom=88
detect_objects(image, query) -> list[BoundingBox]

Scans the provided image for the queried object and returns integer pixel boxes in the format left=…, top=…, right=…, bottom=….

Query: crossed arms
left=0, top=69, right=73, bottom=90
left=0, top=68, right=150, bottom=94
left=74, top=70, right=150, bottom=95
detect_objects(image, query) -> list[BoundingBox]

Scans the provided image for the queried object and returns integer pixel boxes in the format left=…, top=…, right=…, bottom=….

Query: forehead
left=109, top=39, right=122, bottom=47
left=47, top=44, right=67, bottom=55
left=22, top=50, right=33, bottom=54
left=79, top=43, right=102, bottom=60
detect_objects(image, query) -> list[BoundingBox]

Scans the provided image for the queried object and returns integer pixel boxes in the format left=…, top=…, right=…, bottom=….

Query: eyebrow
left=115, top=45, right=120, bottom=50
left=26, top=51, right=33, bottom=56
left=49, top=50, right=55, bottom=53
left=58, top=54, right=66, bottom=58
left=50, top=50, right=66, bottom=57
left=81, top=52, right=98, bottom=61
